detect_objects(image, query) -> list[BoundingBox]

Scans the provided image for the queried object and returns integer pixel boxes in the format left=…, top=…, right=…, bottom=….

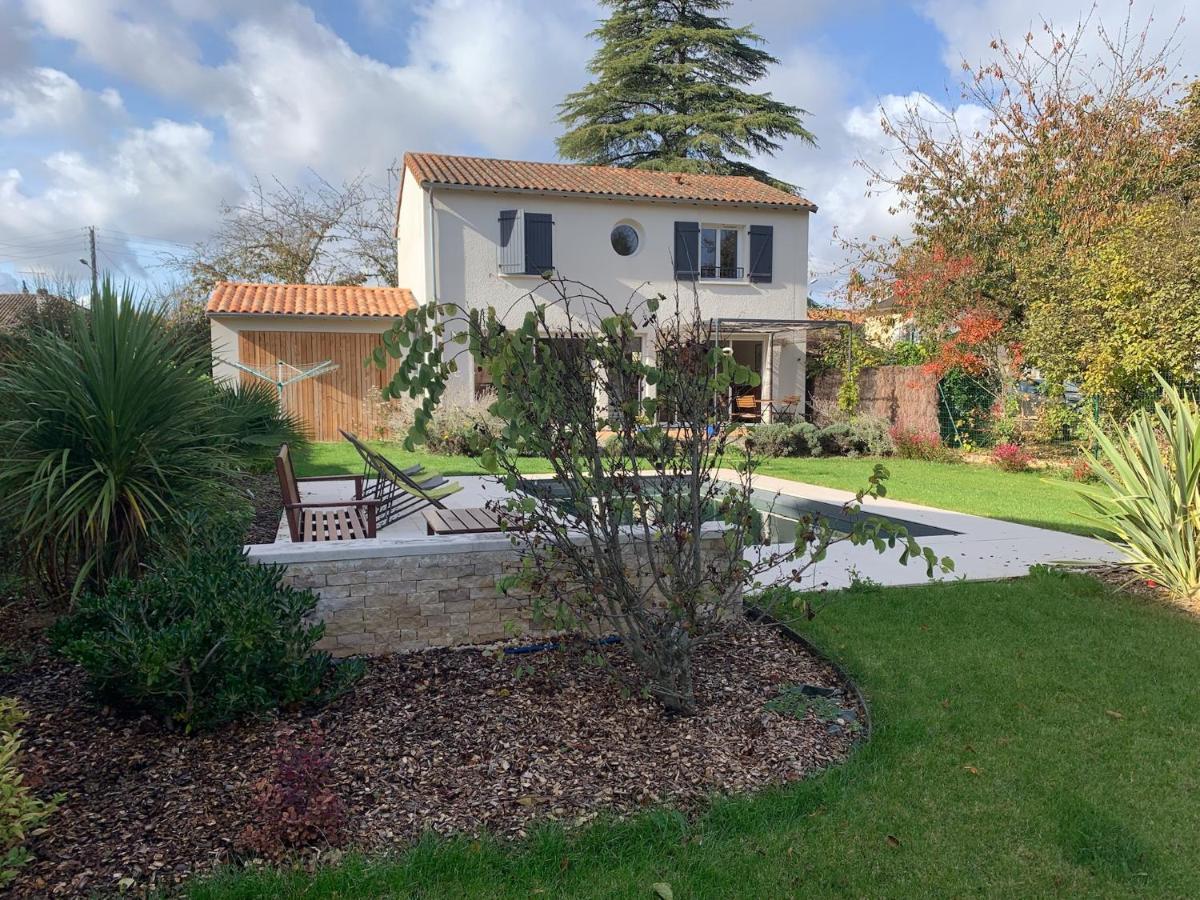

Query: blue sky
left=0, top=0, right=1194, bottom=297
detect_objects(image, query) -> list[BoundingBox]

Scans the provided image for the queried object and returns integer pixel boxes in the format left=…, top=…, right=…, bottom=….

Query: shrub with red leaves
left=239, top=724, right=345, bottom=857
left=889, top=427, right=954, bottom=462
left=992, top=442, right=1033, bottom=473
left=1068, top=456, right=1096, bottom=483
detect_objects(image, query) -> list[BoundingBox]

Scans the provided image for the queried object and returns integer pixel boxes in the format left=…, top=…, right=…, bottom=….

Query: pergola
left=711, top=317, right=858, bottom=421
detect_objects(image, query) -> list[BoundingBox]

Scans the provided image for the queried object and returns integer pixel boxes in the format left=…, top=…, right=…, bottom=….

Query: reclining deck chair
left=340, top=431, right=464, bottom=527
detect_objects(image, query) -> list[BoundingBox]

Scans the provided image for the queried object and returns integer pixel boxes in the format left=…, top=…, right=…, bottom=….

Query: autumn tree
left=557, top=0, right=814, bottom=190
left=850, top=10, right=1195, bottom=407
left=1027, top=199, right=1200, bottom=413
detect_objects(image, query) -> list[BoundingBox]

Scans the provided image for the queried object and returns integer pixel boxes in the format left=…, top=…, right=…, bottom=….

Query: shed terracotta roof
left=205, top=282, right=417, bottom=318
left=404, top=152, right=816, bottom=211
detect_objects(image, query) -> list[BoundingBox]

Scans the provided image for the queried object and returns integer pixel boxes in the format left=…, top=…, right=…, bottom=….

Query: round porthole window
left=610, top=223, right=639, bottom=256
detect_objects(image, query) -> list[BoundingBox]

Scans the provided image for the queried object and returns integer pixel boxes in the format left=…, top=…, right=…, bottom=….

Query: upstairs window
left=497, top=209, right=554, bottom=275
left=700, top=226, right=740, bottom=279
left=610, top=223, right=639, bottom=256
left=674, top=220, right=772, bottom=283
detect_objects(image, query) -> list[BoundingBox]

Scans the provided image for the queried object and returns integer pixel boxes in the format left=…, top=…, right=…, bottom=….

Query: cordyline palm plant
left=1080, top=378, right=1200, bottom=603
left=213, top=380, right=309, bottom=470
left=0, top=279, right=234, bottom=601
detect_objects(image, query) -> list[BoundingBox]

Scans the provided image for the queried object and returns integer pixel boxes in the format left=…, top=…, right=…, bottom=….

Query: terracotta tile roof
left=404, top=152, right=816, bottom=211
left=0, top=292, right=37, bottom=330
left=205, top=282, right=417, bottom=318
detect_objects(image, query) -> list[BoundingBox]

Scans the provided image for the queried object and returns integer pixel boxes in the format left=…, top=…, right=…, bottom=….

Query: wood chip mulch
left=235, top=469, right=281, bottom=545
left=1, top=608, right=861, bottom=898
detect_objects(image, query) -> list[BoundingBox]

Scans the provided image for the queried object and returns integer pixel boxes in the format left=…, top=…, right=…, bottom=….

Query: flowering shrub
left=1068, top=456, right=1097, bottom=483
left=992, top=442, right=1033, bottom=472
left=890, top=427, right=954, bottom=462
left=240, top=725, right=346, bottom=857
left=384, top=401, right=543, bottom=457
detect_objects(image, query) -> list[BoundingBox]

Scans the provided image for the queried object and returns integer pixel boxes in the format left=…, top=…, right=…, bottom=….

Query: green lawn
left=191, top=572, right=1200, bottom=898
left=294, top=442, right=1097, bottom=536
left=756, top=456, right=1097, bottom=536
left=291, top=440, right=554, bottom=478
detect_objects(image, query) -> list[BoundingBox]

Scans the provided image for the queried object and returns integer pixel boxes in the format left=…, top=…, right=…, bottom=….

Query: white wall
left=395, top=167, right=429, bottom=301
left=401, top=184, right=812, bottom=405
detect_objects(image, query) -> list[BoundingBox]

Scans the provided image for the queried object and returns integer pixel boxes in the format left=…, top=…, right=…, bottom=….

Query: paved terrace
left=272, top=471, right=1122, bottom=591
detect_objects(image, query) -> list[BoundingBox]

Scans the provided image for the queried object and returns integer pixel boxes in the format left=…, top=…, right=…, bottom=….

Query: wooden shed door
left=236, top=330, right=399, bottom=442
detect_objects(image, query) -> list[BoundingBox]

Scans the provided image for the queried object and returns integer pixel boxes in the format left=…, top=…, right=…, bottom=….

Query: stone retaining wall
left=248, top=526, right=730, bottom=656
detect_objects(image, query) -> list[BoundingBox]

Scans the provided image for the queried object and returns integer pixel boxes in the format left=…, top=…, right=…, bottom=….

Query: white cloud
left=0, top=120, right=242, bottom=276
left=921, top=0, right=1198, bottom=83
left=21, top=0, right=231, bottom=105
left=0, top=67, right=125, bottom=135
left=214, top=1, right=592, bottom=179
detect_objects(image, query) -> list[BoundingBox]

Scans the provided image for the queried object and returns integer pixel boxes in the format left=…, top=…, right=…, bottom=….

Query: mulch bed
left=234, top=469, right=281, bottom=545
left=1, top=606, right=861, bottom=897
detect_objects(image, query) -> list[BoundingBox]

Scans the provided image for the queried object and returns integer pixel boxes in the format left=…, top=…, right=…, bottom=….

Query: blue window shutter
left=524, top=212, right=554, bottom=275
left=674, top=221, right=699, bottom=279
left=498, top=209, right=524, bottom=272
left=748, top=225, right=774, bottom=283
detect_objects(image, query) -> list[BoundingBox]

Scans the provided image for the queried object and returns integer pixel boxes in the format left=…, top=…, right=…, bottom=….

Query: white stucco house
left=208, top=152, right=817, bottom=437
left=397, top=152, right=816, bottom=418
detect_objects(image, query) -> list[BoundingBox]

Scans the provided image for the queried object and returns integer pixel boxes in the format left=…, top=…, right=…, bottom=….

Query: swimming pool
left=519, top=478, right=960, bottom=546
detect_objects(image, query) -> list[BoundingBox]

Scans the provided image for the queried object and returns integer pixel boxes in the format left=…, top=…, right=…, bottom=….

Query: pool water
left=519, top=478, right=959, bottom=547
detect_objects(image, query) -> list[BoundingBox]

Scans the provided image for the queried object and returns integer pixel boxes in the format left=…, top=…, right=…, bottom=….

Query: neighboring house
left=209, top=152, right=816, bottom=437
left=0, top=293, right=37, bottom=332
left=396, top=153, right=816, bottom=417
left=810, top=296, right=918, bottom=349
left=0, top=288, right=67, bottom=332
left=861, top=296, right=919, bottom=347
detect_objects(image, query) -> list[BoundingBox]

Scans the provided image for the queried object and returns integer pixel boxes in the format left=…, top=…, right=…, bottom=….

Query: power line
left=0, top=237, right=84, bottom=252
left=95, top=228, right=193, bottom=250
left=0, top=249, right=86, bottom=263
left=0, top=226, right=87, bottom=242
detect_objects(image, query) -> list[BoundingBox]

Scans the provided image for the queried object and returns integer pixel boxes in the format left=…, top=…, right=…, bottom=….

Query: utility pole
left=87, top=226, right=98, bottom=299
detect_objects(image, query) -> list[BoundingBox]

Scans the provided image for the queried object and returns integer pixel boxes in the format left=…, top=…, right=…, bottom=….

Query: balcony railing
left=699, top=265, right=744, bottom=280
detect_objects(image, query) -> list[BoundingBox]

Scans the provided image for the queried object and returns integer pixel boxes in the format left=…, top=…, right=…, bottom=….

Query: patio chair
left=275, top=444, right=379, bottom=541
left=370, top=449, right=464, bottom=526
left=339, top=431, right=464, bottom=527
left=770, top=395, right=801, bottom=424
left=340, top=430, right=428, bottom=492
left=731, top=393, right=761, bottom=422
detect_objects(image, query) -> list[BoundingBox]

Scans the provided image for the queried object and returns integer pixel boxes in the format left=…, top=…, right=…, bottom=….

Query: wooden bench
left=276, top=444, right=379, bottom=542
left=423, top=507, right=503, bottom=536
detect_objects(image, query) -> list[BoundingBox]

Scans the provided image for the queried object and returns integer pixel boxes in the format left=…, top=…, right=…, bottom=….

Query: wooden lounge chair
left=423, top=507, right=503, bottom=535
left=275, top=444, right=379, bottom=541
left=371, top=449, right=464, bottom=524
left=338, top=430, right=463, bottom=527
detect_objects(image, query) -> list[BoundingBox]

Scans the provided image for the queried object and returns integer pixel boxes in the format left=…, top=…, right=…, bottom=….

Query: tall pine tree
left=557, top=0, right=814, bottom=191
